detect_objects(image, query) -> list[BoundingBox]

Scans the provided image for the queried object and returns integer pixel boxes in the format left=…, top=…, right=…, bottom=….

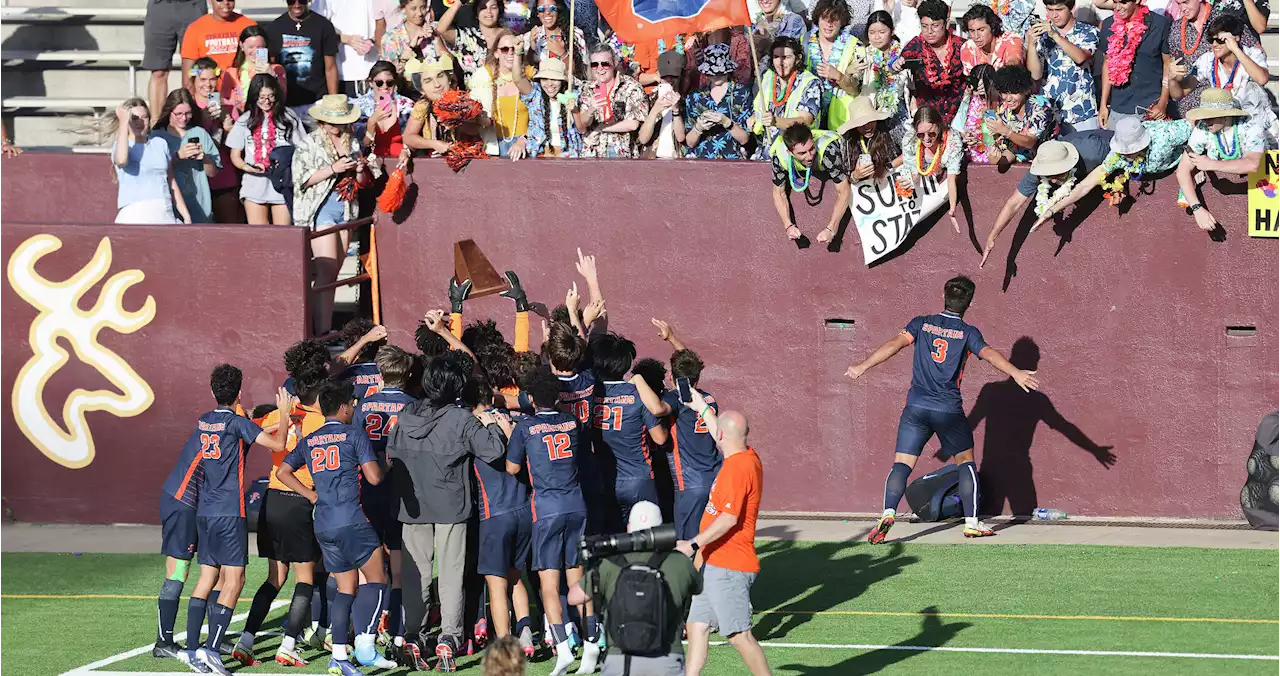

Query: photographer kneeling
left=568, top=502, right=701, bottom=676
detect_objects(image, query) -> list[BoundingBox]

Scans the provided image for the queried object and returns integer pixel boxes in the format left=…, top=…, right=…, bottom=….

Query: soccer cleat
left=274, top=647, right=309, bottom=667
left=575, top=640, right=601, bottom=674
left=326, top=657, right=364, bottom=676
left=152, top=641, right=183, bottom=659
left=401, top=640, right=431, bottom=671
left=518, top=626, right=536, bottom=658
left=377, top=611, right=392, bottom=646
left=217, top=639, right=235, bottom=656
left=303, top=625, right=331, bottom=651
left=473, top=618, right=489, bottom=650
left=177, top=650, right=212, bottom=673
left=435, top=635, right=458, bottom=672
left=868, top=514, right=895, bottom=544
left=549, top=640, right=575, bottom=676
left=355, top=635, right=398, bottom=669
left=963, top=521, right=997, bottom=538
left=195, top=647, right=232, bottom=676
left=231, top=646, right=261, bottom=667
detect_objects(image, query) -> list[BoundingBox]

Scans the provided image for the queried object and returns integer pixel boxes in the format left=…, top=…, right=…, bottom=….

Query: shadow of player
left=967, top=337, right=1116, bottom=516
left=751, top=540, right=918, bottom=642
left=777, top=606, right=971, bottom=674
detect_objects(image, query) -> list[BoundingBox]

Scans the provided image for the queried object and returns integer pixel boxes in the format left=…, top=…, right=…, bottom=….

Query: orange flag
left=596, top=0, right=751, bottom=43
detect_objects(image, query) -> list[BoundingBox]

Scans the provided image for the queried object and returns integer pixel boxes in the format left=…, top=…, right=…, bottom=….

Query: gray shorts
left=600, top=652, right=684, bottom=676
left=687, top=563, right=756, bottom=637
left=240, top=174, right=285, bottom=205
left=142, top=0, right=207, bottom=71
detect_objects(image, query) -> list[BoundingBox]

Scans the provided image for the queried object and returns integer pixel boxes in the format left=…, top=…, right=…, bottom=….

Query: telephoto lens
left=580, top=524, right=677, bottom=562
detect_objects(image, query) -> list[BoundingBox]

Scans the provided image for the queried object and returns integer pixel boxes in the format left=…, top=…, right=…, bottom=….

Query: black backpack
left=605, top=552, right=674, bottom=659
left=905, top=464, right=964, bottom=522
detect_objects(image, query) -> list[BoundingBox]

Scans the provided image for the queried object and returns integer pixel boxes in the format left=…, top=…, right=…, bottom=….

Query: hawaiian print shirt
left=753, top=69, right=823, bottom=160
left=453, top=27, right=489, bottom=77
left=771, top=136, right=850, bottom=187
left=1036, top=21, right=1099, bottom=125
left=381, top=23, right=442, bottom=75
left=1166, top=4, right=1262, bottom=114
left=987, top=0, right=1036, bottom=37
left=750, top=9, right=806, bottom=73
left=806, top=27, right=862, bottom=119
left=683, top=82, right=753, bottom=159
left=524, top=25, right=589, bottom=75
left=580, top=74, right=648, bottom=158
left=960, top=33, right=1023, bottom=75
left=998, top=94, right=1054, bottom=161
left=1188, top=120, right=1265, bottom=160
left=1124, top=119, right=1192, bottom=173
left=901, top=128, right=964, bottom=177
left=903, top=34, right=967, bottom=125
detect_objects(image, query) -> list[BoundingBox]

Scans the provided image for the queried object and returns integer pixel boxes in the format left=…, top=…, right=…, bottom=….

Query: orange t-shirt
left=264, top=402, right=325, bottom=491
left=698, top=447, right=763, bottom=573
left=181, top=14, right=258, bottom=70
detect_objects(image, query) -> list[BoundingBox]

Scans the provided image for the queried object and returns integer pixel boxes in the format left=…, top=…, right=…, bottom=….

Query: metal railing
left=305, top=215, right=381, bottom=340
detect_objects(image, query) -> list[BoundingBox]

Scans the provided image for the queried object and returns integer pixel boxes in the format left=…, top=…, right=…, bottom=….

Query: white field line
left=62, top=600, right=288, bottom=675
left=714, top=641, right=1280, bottom=661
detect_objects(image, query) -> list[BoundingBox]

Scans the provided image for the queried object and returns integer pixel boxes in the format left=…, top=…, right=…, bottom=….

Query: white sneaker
left=354, top=634, right=397, bottom=669
left=575, top=640, right=601, bottom=674
left=549, top=640, right=576, bottom=676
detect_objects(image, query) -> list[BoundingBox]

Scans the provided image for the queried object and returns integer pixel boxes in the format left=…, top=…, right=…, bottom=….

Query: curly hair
left=284, top=339, right=330, bottom=379
left=521, top=364, right=561, bottom=410
left=512, top=351, right=541, bottom=382
left=476, top=341, right=518, bottom=389
left=294, top=365, right=329, bottom=406
left=341, top=317, right=384, bottom=364
left=632, top=357, right=667, bottom=395
left=482, top=635, right=526, bottom=676
left=318, top=378, right=356, bottom=416
left=811, top=0, right=851, bottom=29
left=415, top=321, right=449, bottom=358
left=462, top=319, right=506, bottom=355
left=210, top=364, right=243, bottom=406
left=423, top=350, right=472, bottom=406
left=993, top=65, right=1034, bottom=96
left=917, top=0, right=949, bottom=23
left=961, top=4, right=1003, bottom=38
left=770, top=36, right=805, bottom=71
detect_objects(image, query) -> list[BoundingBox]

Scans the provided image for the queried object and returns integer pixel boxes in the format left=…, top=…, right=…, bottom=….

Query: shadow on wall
left=777, top=607, right=972, bottom=674
left=751, top=537, right=919, bottom=642
left=968, top=337, right=1117, bottom=517
left=1, top=19, right=100, bottom=99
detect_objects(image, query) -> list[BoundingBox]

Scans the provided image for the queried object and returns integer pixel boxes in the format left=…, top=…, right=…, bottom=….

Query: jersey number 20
left=930, top=338, right=948, bottom=364
left=310, top=445, right=340, bottom=472
left=543, top=433, right=573, bottom=460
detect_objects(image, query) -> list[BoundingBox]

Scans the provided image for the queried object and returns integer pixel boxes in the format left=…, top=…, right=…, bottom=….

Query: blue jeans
left=315, top=189, right=346, bottom=227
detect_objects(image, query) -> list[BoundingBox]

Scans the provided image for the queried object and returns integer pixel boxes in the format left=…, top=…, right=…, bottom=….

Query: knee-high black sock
left=312, top=572, right=330, bottom=628
left=957, top=461, right=979, bottom=519
left=205, top=604, right=234, bottom=651
left=883, top=462, right=913, bottom=513
left=286, top=583, right=314, bottom=639
left=185, top=596, right=208, bottom=651
left=157, top=578, right=183, bottom=644
left=243, top=581, right=281, bottom=637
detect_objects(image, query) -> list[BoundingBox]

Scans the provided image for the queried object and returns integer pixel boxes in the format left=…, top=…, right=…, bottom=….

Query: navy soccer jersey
left=556, top=370, right=596, bottom=425
left=358, top=388, right=415, bottom=459
left=474, top=454, right=530, bottom=520
left=282, top=420, right=377, bottom=532
left=339, top=363, right=383, bottom=407
left=661, top=389, right=721, bottom=490
left=163, top=428, right=208, bottom=510
left=507, top=411, right=586, bottom=519
left=190, top=409, right=264, bottom=518
left=592, top=381, right=660, bottom=481
left=902, top=311, right=989, bottom=414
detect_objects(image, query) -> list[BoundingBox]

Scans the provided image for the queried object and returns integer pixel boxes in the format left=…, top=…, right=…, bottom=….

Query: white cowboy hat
left=1030, top=140, right=1080, bottom=176
left=308, top=94, right=361, bottom=125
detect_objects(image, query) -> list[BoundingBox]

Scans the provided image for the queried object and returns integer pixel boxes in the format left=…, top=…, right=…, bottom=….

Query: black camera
left=579, top=524, right=677, bottom=564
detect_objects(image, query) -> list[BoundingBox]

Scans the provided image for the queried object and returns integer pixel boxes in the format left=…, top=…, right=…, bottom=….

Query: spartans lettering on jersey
left=598, top=394, right=637, bottom=405
left=198, top=420, right=228, bottom=432
left=362, top=401, right=404, bottom=413
left=6, top=234, right=156, bottom=469
left=920, top=323, right=966, bottom=340
left=849, top=172, right=948, bottom=265
left=529, top=421, right=577, bottom=435
left=307, top=432, right=350, bottom=446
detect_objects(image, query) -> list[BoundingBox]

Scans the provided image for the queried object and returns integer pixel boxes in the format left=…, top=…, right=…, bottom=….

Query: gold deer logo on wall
left=7, top=235, right=157, bottom=469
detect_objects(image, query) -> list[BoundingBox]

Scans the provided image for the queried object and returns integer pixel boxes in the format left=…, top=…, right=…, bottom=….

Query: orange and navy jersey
left=339, top=363, right=384, bottom=408
left=661, top=389, right=721, bottom=490
left=556, top=370, right=596, bottom=426
left=163, top=430, right=208, bottom=510
left=472, top=451, right=529, bottom=521
left=359, top=388, right=415, bottom=459
left=902, top=311, right=989, bottom=414
left=265, top=403, right=324, bottom=491
left=188, top=408, right=264, bottom=518
left=283, top=420, right=377, bottom=532
left=506, top=410, right=585, bottom=519
left=592, top=381, right=660, bottom=481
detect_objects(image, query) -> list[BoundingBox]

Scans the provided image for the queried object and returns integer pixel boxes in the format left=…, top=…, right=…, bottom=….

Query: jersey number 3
left=543, top=433, right=573, bottom=460
left=930, top=338, right=948, bottom=364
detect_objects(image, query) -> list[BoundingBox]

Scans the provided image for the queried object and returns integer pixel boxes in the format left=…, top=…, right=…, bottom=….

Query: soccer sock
left=241, top=581, right=280, bottom=645
left=205, top=590, right=220, bottom=639
left=353, top=583, right=388, bottom=639
left=326, top=576, right=339, bottom=629
left=205, top=604, right=234, bottom=651
left=157, top=578, right=184, bottom=644
left=958, top=461, right=979, bottom=525
left=883, top=462, right=913, bottom=514
left=513, top=616, right=530, bottom=638
left=585, top=615, right=599, bottom=642
left=331, top=592, right=355, bottom=660
left=387, top=587, right=404, bottom=638
left=550, top=623, right=568, bottom=644
left=185, top=597, right=208, bottom=651
left=285, top=583, right=314, bottom=641
left=312, top=572, right=330, bottom=629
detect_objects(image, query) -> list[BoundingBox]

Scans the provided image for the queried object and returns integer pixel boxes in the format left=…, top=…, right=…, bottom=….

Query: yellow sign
left=1247, top=151, right=1279, bottom=238
left=7, top=235, right=156, bottom=468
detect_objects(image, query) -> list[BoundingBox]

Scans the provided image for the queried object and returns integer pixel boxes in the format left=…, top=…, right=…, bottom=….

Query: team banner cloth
left=849, top=173, right=948, bottom=265
left=596, top=0, right=751, bottom=43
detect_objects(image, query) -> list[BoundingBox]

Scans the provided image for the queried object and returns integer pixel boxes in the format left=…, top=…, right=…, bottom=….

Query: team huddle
left=154, top=250, right=727, bottom=675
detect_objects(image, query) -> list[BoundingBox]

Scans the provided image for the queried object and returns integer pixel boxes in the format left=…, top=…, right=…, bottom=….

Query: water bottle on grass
left=1034, top=508, right=1067, bottom=521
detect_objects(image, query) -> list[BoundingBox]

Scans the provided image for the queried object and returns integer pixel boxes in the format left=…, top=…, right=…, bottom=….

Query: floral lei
left=807, top=27, right=856, bottom=77
left=922, top=35, right=960, bottom=87
left=915, top=131, right=949, bottom=177
left=1099, top=151, right=1146, bottom=202
left=1035, top=176, right=1076, bottom=217
left=868, top=45, right=903, bottom=111
left=987, top=0, right=1011, bottom=16
left=1106, top=4, right=1149, bottom=86
left=254, top=110, right=276, bottom=169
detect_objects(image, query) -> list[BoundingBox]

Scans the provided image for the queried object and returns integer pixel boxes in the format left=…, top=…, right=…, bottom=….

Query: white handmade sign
left=848, top=172, right=948, bottom=265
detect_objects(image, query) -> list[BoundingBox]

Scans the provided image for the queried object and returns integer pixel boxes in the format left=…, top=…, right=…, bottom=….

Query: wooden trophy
left=453, top=239, right=507, bottom=298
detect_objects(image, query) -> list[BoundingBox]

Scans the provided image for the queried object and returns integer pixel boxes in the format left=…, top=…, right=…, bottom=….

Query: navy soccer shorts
left=614, top=477, right=659, bottom=527
left=160, top=494, right=198, bottom=560
left=531, top=511, right=588, bottom=571
left=316, top=522, right=382, bottom=574
left=673, top=486, right=711, bottom=541
left=196, top=516, right=248, bottom=567
left=477, top=505, right=533, bottom=576
left=895, top=406, right=975, bottom=458
left=361, top=487, right=402, bottom=551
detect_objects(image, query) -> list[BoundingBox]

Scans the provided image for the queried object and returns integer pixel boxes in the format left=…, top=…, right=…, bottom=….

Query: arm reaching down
left=978, top=346, right=1040, bottom=392
left=846, top=332, right=913, bottom=381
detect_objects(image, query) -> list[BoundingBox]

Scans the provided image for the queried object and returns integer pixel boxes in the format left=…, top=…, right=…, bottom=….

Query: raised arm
left=435, top=0, right=464, bottom=44
left=575, top=248, right=607, bottom=334
left=977, top=345, right=1040, bottom=392
left=651, top=318, right=687, bottom=352
left=335, top=324, right=387, bottom=367
left=424, top=309, right=475, bottom=359
left=629, top=373, right=672, bottom=418
left=845, top=331, right=913, bottom=381
left=1031, top=164, right=1105, bottom=231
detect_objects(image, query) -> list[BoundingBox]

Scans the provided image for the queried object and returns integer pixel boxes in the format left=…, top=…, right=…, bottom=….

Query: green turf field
left=4, top=540, right=1277, bottom=676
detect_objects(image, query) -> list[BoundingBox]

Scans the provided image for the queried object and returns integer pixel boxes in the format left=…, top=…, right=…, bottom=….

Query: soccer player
left=276, top=379, right=396, bottom=675
left=846, top=276, right=1040, bottom=542
left=590, top=332, right=669, bottom=532
left=180, top=365, right=290, bottom=675
left=357, top=345, right=424, bottom=669
left=336, top=319, right=388, bottom=405
left=506, top=366, right=597, bottom=676
left=282, top=338, right=330, bottom=396
left=233, top=367, right=328, bottom=667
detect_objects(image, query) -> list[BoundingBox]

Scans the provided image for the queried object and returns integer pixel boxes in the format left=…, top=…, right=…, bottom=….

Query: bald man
left=675, top=398, right=771, bottom=676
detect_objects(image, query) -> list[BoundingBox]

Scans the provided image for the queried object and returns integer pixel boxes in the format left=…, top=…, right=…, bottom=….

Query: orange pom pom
left=377, top=168, right=407, bottom=213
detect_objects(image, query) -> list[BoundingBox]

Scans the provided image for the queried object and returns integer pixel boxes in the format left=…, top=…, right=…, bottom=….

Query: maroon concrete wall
left=1, top=219, right=308, bottom=524
left=2, top=153, right=1274, bottom=519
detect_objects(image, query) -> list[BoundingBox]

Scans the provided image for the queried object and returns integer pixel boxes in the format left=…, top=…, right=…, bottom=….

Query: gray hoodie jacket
left=386, top=400, right=507, bottom=525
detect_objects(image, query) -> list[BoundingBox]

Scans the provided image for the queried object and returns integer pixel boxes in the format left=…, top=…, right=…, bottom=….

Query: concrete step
left=2, top=64, right=182, bottom=100
left=7, top=112, right=116, bottom=147
left=3, top=0, right=280, bottom=8
left=3, top=19, right=159, bottom=53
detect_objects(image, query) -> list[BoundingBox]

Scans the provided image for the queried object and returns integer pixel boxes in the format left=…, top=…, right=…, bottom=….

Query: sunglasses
left=536, top=5, right=558, bottom=12
left=372, top=79, right=396, bottom=87
left=916, top=129, right=939, bottom=138
left=286, top=0, right=307, bottom=5
left=1114, top=0, right=1137, bottom=5
left=1210, top=36, right=1230, bottom=44
left=590, top=60, right=612, bottom=68
left=497, top=45, right=515, bottom=53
